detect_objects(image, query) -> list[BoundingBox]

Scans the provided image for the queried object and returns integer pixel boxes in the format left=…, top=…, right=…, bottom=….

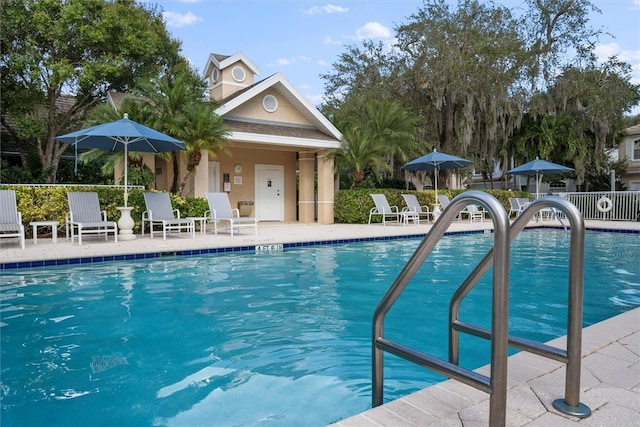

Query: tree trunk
left=351, top=170, right=365, bottom=189
left=171, top=153, right=180, bottom=194
left=177, top=151, right=203, bottom=195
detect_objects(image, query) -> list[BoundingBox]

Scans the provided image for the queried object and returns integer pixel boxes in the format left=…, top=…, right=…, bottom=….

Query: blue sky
left=158, top=0, right=640, bottom=110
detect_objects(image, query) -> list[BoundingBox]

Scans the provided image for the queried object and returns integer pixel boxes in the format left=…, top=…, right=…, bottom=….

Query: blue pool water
left=1, top=230, right=639, bottom=426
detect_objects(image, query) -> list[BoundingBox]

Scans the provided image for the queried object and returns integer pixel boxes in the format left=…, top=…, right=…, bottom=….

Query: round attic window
left=263, top=94, right=278, bottom=113
left=211, top=68, right=219, bottom=83
left=231, top=66, right=246, bottom=82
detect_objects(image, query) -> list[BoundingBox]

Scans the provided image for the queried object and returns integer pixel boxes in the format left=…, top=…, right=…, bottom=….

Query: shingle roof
left=225, top=119, right=338, bottom=141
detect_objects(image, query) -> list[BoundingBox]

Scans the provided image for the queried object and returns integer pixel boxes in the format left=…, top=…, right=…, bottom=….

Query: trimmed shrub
left=334, top=188, right=531, bottom=224
left=0, top=186, right=210, bottom=237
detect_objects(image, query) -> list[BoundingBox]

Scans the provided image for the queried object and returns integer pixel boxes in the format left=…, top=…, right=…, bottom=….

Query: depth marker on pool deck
left=255, top=244, right=284, bottom=252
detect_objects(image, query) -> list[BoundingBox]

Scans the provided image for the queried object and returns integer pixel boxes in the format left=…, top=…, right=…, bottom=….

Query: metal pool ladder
left=372, top=192, right=591, bottom=426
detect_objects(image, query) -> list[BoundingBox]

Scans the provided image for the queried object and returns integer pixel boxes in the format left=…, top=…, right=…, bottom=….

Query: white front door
left=255, top=164, right=284, bottom=221
left=208, top=161, right=220, bottom=192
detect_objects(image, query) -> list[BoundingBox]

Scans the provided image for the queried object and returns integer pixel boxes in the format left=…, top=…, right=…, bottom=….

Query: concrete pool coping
left=1, top=219, right=638, bottom=268
left=332, top=307, right=640, bottom=426
left=2, top=219, right=639, bottom=425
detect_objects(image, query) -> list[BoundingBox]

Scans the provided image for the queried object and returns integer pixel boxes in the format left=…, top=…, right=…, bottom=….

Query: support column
left=298, top=152, right=315, bottom=223
left=193, top=151, right=209, bottom=198
left=317, top=152, right=335, bottom=224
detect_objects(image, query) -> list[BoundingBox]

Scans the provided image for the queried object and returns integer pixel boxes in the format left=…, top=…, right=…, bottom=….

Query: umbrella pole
left=116, top=141, right=136, bottom=240
left=124, top=144, right=128, bottom=207
left=434, top=167, right=439, bottom=205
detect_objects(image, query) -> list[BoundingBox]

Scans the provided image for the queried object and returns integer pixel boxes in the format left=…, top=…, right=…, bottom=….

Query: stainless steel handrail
left=372, top=191, right=511, bottom=426
left=449, top=196, right=591, bottom=418
left=372, top=194, right=591, bottom=426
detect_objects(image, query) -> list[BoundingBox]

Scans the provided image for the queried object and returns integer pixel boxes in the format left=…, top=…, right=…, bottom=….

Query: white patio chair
left=0, top=190, right=26, bottom=249
left=508, top=197, right=524, bottom=218
left=368, top=194, right=417, bottom=226
left=142, top=192, right=195, bottom=240
left=437, top=194, right=469, bottom=221
left=517, top=198, right=531, bottom=211
left=401, top=194, right=435, bottom=223
left=205, top=192, right=257, bottom=236
left=466, top=204, right=486, bottom=222
left=66, top=192, right=118, bottom=245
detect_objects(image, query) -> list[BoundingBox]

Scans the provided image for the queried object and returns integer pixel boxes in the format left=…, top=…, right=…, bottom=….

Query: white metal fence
left=549, top=191, right=640, bottom=221
left=3, top=184, right=639, bottom=222
left=1, top=183, right=145, bottom=189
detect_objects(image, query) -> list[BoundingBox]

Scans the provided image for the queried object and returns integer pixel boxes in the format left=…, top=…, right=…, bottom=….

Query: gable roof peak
left=215, top=72, right=342, bottom=141
left=203, top=52, right=260, bottom=79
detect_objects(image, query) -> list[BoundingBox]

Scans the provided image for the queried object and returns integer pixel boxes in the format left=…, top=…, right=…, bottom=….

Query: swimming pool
left=1, top=230, right=638, bottom=426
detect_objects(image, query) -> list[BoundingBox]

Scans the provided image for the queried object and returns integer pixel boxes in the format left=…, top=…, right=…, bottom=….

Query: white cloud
left=631, top=63, right=640, bottom=84
left=594, top=42, right=640, bottom=84
left=323, top=35, right=342, bottom=46
left=270, top=56, right=311, bottom=67
left=355, top=22, right=392, bottom=40
left=163, top=11, right=202, bottom=28
left=304, top=93, right=326, bottom=107
left=595, top=42, right=640, bottom=62
left=304, top=4, right=349, bottom=15
left=275, top=58, right=293, bottom=66
left=317, top=60, right=329, bottom=66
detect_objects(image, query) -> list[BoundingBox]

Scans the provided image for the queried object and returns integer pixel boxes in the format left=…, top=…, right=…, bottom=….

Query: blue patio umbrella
left=56, top=114, right=186, bottom=206
left=401, top=149, right=472, bottom=204
left=506, top=157, right=574, bottom=196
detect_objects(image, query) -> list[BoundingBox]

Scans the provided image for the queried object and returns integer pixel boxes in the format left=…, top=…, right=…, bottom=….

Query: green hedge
left=334, top=188, right=531, bottom=224
left=1, top=186, right=209, bottom=236
left=3, top=186, right=532, bottom=234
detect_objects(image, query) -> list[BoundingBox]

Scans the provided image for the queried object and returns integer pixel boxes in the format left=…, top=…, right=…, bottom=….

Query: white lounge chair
left=517, top=198, right=531, bottom=211
left=508, top=197, right=523, bottom=218
left=466, top=204, right=486, bottom=222
left=368, top=194, right=417, bottom=226
left=401, top=194, right=435, bottom=223
left=0, top=190, right=25, bottom=249
left=142, top=192, right=195, bottom=240
left=437, top=194, right=469, bottom=221
left=66, top=192, right=118, bottom=245
left=205, top=192, right=257, bottom=236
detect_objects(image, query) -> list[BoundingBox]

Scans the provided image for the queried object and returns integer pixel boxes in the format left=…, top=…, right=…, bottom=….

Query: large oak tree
left=1, top=0, right=183, bottom=182
left=321, top=0, right=639, bottom=190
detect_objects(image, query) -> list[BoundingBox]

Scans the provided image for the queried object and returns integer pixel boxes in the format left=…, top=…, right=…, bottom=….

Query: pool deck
left=1, top=218, right=639, bottom=425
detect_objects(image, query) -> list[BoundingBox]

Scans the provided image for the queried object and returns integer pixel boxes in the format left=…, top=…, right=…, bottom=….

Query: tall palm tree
left=325, top=126, right=391, bottom=189
left=173, top=101, right=231, bottom=194
left=84, top=68, right=231, bottom=194
left=327, top=96, right=420, bottom=188
left=133, top=69, right=208, bottom=193
left=356, top=97, right=420, bottom=177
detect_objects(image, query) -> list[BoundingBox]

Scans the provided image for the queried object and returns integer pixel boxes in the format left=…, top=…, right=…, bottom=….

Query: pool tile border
left=0, top=230, right=480, bottom=270
left=2, top=226, right=637, bottom=271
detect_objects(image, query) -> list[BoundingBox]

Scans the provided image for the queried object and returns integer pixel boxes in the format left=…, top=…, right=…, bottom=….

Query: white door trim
left=255, top=164, right=284, bottom=221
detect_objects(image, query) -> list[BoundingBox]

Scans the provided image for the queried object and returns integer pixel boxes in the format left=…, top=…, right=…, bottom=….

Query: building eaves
left=225, top=119, right=338, bottom=142
left=625, top=123, right=640, bottom=135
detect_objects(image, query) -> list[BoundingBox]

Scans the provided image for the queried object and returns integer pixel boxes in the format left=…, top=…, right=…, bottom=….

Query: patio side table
left=29, top=220, right=59, bottom=245
left=187, top=217, right=208, bottom=235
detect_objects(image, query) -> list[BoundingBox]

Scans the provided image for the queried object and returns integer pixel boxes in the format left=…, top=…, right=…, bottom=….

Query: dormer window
left=232, top=66, right=246, bottom=82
